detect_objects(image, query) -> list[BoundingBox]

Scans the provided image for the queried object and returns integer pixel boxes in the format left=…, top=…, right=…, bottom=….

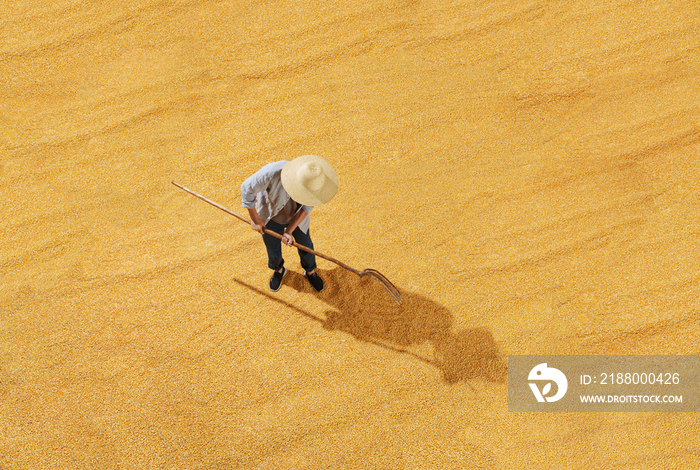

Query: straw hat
left=281, top=155, right=339, bottom=206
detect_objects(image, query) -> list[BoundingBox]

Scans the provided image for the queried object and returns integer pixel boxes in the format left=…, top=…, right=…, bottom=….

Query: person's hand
left=282, top=232, right=294, bottom=246
left=250, top=219, right=266, bottom=234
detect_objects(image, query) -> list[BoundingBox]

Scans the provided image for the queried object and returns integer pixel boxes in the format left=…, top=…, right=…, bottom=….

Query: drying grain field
left=1, top=0, right=699, bottom=468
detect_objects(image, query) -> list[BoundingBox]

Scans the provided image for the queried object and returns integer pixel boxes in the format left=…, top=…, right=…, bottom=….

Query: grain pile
left=1, top=0, right=699, bottom=468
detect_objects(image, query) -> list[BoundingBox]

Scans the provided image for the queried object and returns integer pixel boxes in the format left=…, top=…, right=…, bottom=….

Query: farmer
left=241, top=155, right=339, bottom=292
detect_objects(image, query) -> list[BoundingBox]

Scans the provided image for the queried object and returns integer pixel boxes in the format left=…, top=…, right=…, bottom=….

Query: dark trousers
left=262, top=219, right=317, bottom=272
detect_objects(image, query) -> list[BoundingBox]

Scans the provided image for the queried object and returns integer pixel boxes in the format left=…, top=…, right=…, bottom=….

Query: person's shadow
left=234, top=267, right=506, bottom=384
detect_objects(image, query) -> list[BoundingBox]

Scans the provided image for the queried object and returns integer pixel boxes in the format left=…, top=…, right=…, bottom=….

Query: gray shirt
left=240, top=161, right=314, bottom=233
left=272, top=197, right=300, bottom=225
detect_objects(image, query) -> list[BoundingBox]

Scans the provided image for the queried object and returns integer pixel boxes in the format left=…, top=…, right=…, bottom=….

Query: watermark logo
left=509, top=355, right=699, bottom=412
left=528, top=363, right=568, bottom=402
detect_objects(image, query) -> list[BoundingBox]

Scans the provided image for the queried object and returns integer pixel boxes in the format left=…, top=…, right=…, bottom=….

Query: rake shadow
left=234, top=267, right=506, bottom=384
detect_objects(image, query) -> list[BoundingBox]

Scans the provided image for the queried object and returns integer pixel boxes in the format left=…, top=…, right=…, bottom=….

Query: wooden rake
left=172, top=182, right=402, bottom=305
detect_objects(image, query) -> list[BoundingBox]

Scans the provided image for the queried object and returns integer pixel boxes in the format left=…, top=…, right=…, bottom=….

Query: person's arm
left=281, top=209, right=309, bottom=246
left=241, top=162, right=281, bottom=234
left=248, top=207, right=266, bottom=234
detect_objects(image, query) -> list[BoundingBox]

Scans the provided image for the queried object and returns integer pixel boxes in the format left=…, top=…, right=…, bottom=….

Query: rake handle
left=171, top=181, right=362, bottom=275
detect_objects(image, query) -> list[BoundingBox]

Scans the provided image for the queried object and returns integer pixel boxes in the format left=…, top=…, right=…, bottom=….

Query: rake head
left=359, top=268, right=403, bottom=305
